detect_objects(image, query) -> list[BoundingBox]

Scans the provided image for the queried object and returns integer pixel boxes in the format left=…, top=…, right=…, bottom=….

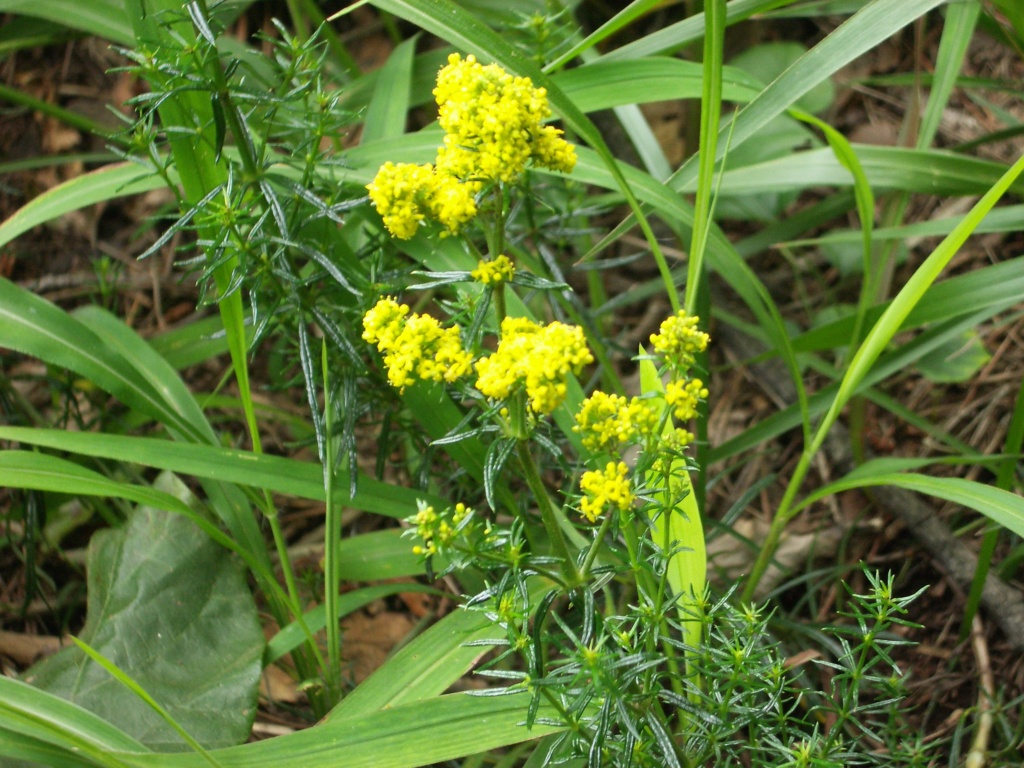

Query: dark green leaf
left=23, top=475, right=263, bottom=752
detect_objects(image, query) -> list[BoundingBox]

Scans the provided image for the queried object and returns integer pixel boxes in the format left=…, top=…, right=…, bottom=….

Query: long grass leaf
left=603, top=0, right=796, bottom=62
left=0, top=164, right=163, bottom=251
left=70, top=639, right=222, bottom=768
left=0, top=0, right=132, bottom=43
left=820, top=152, right=1024, bottom=444
left=0, top=427, right=438, bottom=516
left=707, top=145, right=1024, bottom=197
left=917, top=1, right=980, bottom=150
left=676, top=0, right=947, bottom=189
left=0, top=677, right=147, bottom=768
left=795, top=474, right=1024, bottom=540
left=111, top=693, right=566, bottom=768
left=362, top=36, right=417, bottom=142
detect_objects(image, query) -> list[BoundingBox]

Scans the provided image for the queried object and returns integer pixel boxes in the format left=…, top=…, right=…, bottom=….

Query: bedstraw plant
left=0, top=0, right=1023, bottom=767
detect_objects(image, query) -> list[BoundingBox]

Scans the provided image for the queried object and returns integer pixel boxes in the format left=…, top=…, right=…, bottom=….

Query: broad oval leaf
left=22, top=474, right=263, bottom=752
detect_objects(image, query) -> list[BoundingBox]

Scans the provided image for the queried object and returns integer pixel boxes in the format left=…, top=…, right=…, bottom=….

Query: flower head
left=409, top=501, right=474, bottom=556
left=362, top=297, right=473, bottom=391
left=663, top=378, right=708, bottom=422
left=650, top=311, right=710, bottom=374
left=471, top=254, right=516, bottom=286
left=428, top=174, right=480, bottom=235
left=574, top=391, right=659, bottom=455
left=365, top=162, right=436, bottom=240
left=366, top=162, right=478, bottom=240
left=579, top=461, right=634, bottom=522
left=475, top=316, right=592, bottom=414
left=433, top=53, right=576, bottom=183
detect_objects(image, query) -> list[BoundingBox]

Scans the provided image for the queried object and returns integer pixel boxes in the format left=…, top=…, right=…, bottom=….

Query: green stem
left=578, top=508, right=615, bottom=580
left=740, top=445, right=814, bottom=603
left=516, top=441, right=581, bottom=588
left=322, top=342, right=343, bottom=705
left=493, top=283, right=507, bottom=326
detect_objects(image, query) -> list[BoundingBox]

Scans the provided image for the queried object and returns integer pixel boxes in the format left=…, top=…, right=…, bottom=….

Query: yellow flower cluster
left=650, top=311, right=710, bottom=373
left=410, top=501, right=473, bottom=556
left=471, top=254, right=516, bottom=285
left=475, top=316, right=593, bottom=414
left=579, top=461, right=634, bottom=523
left=362, top=298, right=473, bottom=391
left=573, top=391, right=659, bottom=454
left=366, top=54, right=575, bottom=239
left=434, top=53, right=576, bottom=183
left=664, top=378, right=709, bottom=421
left=571, top=312, right=710, bottom=522
left=366, top=162, right=478, bottom=240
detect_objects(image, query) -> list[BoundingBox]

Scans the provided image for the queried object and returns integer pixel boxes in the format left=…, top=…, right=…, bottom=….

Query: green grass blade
left=334, top=529, right=424, bottom=581
left=603, top=0, right=796, bottom=62
left=742, top=150, right=1024, bottom=598
left=0, top=726, right=106, bottom=768
left=0, top=427, right=439, bottom=517
left=265, top=583, right=441, bottom=665
left=796, top=473, right=1024, bottom=540
left=147, top=313, right=243, bottom=370
left=328, top=605, right=508, bottom=717
left=789, top=257, right=1024, bottom=355
left=917, top=1, right=980, bottom=150
left=711, top=306, right=1007, bottom=462
left=320, top=341, right=342, bottom=703
left=361, top=36, right=417, bottom=142
left=639, top=357, right=705, bottom=651
left=112, top=693, right=566, bottom=768
left=707, top=145, right=1024, bottom=198
left=0, top=284, right=273, bottom=580
left=0, top=451, right=193, bottom=516
left=790, top=110, right=875, bottom=348
left=0, top=677, right=148, bottom=768
left=0, top=164, right=164, bottom=251
left=612, top=102, right=672, bottom=181
left=0, top=0, right=132, bottom=43
left=676, top=0, right=947, bottom=189
left=783, top=205, right=1024, bottom=247
left=69, top=638, right=222, bottom=768
left=0, top=450, right=280, bottom=586
left=0, top=278, right=198, bottom=442
left=73, top=306, right=217, bottom=442
left=549, top=58, right=761, bottom=112
left=685, top=0, right=726, bottom=313
left=544, top=0, right=664, bottom=72
left=818, top=151, right=1024, bottom=449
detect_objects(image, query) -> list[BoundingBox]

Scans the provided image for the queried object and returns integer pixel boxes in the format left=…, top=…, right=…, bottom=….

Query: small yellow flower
left=411, top=504, right=439, bottom=556
left=663, top=378, right=708, bottom=421
left=475, top=316, right=592, bottom=414
left=650, top=311, right=710, bottom=373
left=409, top=501, right=475, bottom=556
left=574, top=391, right=659, bottom=454
left=362, top=298, right=473, bottom=391
left=471, top=254, right=516, bottom=286
left=579, top=461, right=634, bottom=522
